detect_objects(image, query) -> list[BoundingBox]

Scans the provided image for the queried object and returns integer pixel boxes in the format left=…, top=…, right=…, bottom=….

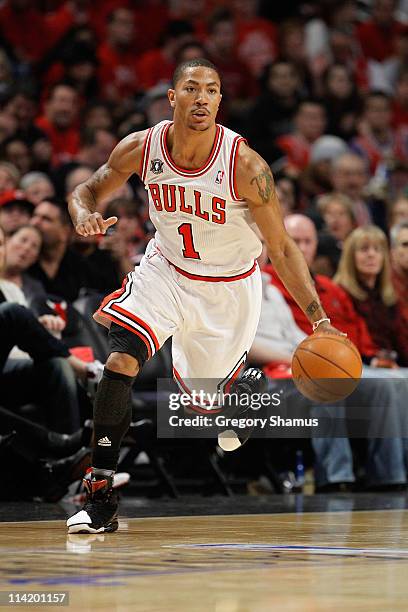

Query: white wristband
left=312, top=317, right=331, bottom=331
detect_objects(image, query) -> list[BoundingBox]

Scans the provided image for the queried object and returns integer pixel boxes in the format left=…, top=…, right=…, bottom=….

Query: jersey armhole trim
left=229, top=136, right=247, bottom=202
left=139, top=127, right=153, bottom=182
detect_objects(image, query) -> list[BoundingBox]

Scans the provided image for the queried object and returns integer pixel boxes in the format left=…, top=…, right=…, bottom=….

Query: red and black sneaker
left=66, top=468, right=119, bottom=534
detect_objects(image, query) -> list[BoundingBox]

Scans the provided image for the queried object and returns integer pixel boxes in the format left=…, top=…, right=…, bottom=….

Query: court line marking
left=165, top=543, right=408, bottom=558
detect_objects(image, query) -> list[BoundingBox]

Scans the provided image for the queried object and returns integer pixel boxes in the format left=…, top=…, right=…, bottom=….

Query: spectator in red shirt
left=277, top=100, right=326, bottom=174
left=137, top=20, right=194, bottom=90
left=35, top=84, right=80, bottom=167
left=334, top=225, right=408, bottom=366
left=265, top=214, right=376, bottom=359
left=97, top=7, right=141, bottom=103
left=390, top=221, right=408, bottom=322
left=358, top=0, right=405, bottom=62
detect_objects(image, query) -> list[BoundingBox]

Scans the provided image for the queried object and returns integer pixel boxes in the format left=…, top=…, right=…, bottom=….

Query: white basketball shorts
left=95, top=239, right=262, bottom=398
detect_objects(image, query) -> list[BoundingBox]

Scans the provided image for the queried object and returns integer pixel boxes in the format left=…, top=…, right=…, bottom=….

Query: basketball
left=291, top=333, right=362, bottom=403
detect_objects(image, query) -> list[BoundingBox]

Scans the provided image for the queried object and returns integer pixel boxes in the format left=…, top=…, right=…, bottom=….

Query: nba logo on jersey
left=151, top=159, right=164, bottom=174
left=215, top=170, right=224, bottom=185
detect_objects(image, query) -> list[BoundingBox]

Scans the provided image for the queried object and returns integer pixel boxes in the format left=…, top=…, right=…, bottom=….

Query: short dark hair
left=296, top=98, right=325, bottom=114
left=365, top=90, right=392, bottom=109
left=172, top=58, right=221, bottom=87
left=41, top=198, right=71, bottom=226
left=47, top=82, right=77, bottom=101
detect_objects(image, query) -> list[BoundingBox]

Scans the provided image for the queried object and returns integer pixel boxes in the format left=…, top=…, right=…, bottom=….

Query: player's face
left=169, top=67, right=222, bottom=131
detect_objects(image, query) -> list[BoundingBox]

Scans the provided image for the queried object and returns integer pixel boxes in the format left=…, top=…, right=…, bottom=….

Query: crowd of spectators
left=1, top=0, right=408, bottom=494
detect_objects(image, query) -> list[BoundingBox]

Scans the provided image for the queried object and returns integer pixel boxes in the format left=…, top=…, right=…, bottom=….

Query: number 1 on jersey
left=178, top=223, right=201, bottom=260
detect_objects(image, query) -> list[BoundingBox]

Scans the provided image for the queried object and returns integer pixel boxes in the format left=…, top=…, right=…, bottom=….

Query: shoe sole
left=67, top=519, right=119, bottom=534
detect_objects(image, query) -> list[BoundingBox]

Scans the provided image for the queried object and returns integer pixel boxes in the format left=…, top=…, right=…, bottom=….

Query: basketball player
left=67, top=59, right=341, bottom=534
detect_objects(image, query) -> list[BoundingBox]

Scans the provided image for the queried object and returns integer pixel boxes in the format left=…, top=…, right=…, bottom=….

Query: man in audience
left=277, top=100, right=327, bottom=174
left=28, top=199, right=90, bottom=302
left=35, top=84, right=80, bottom=165
left=352, top=91, right=404, bottom=174
left=331, top=153, right=373, bottom=226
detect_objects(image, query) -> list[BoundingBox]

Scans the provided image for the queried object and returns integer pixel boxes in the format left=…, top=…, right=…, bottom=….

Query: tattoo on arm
left=93, top=164, right=111, bottom=185
left=250, top=168, right=275, bottom=204
left=306, top=301, right=320, bottom=317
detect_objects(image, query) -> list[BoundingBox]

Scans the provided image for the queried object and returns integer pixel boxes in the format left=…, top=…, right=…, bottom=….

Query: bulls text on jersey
left=148, top=183, right=226, bottom=225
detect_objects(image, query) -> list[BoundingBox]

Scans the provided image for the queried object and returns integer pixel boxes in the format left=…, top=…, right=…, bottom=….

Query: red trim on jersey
left=169, top=260, right=257, bottom=282
left=160, top=122, right=224, bottom=177
left=97, top=310, right=154, bottom=360
left=229, top=136, right=247, bottom=202
left=140, top=127, right=153, bottom=182
left=173, top=367, right=223, bottom=413
left=97, top=274, right=130, bottom=313
left=111, top=303, right=160, bottom=351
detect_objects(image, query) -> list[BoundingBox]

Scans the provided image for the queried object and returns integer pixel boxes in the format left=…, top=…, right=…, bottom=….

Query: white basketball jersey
left=140, top=120, right=262, bottom=278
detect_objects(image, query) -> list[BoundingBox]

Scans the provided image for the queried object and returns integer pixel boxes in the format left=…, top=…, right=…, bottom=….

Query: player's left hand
left=313, top=321, right=347, bottom=337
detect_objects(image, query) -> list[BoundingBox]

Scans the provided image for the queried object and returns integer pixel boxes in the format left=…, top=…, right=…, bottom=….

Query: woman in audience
left=335, top=225, right=408, bottom=366
left=0, top=224, right=99, bottom=398
left=2, top=224, right=46, bottom=304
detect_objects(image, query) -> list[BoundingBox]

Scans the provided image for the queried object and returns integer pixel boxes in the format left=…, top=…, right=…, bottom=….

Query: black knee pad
left=108, top=322, right=148, bottom=370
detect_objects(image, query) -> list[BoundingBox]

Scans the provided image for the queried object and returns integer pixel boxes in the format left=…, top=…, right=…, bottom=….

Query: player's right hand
left=75, top=212, right=118, bottom=236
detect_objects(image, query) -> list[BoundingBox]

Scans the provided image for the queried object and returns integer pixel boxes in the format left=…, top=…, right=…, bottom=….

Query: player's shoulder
left=115, top=128, right=151, bottom=154
left=109, top=128, right=152, bottom=175
left=235, top=139, right=269, bottom=176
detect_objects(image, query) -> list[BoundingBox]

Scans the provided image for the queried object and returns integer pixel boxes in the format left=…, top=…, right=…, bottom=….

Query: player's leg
left=67, top=250, right=182, bottom=534
left=66, top=328, right=147, bottom=534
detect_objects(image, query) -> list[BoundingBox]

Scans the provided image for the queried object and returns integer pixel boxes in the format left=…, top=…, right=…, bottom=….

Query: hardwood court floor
left=1, top=510, right=408, bottom=611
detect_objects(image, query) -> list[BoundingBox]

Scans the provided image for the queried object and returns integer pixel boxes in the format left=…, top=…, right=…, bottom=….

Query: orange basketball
left=291, top=333, right=362, bottom=403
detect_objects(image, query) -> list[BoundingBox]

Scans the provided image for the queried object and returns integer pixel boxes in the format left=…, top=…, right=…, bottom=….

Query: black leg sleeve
left=92, top=367, right=134, bottom=471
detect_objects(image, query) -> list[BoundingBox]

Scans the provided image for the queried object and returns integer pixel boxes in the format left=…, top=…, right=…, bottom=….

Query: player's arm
left=236, top=144, right=340, bottom=334
left=68, top=130, right=148, bottom=236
